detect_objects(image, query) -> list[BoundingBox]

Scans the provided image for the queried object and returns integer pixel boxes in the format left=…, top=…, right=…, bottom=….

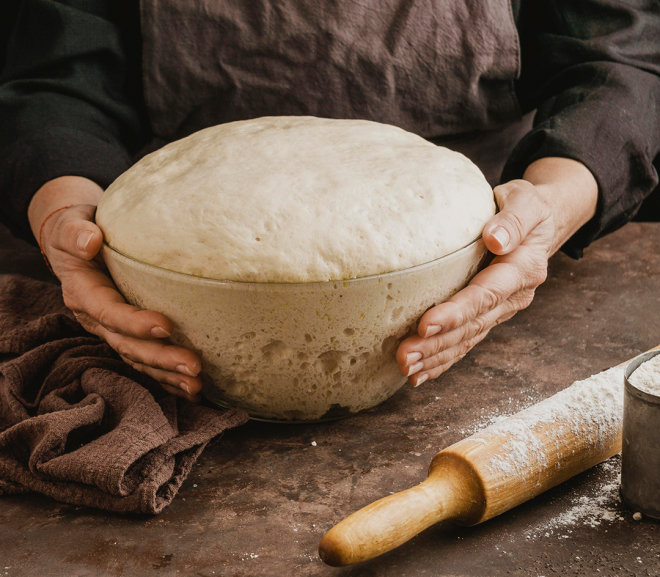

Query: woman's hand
left=396, top=157, right=599, bottom=387
left=29, top=176, right=202, bottom=401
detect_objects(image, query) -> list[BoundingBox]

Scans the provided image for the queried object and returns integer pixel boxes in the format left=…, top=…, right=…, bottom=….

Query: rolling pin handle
left=318, top=465, right=473, bottom=567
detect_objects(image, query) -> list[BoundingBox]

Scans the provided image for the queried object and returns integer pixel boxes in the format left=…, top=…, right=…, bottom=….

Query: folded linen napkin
left=0, top=274, right=248, bottom=513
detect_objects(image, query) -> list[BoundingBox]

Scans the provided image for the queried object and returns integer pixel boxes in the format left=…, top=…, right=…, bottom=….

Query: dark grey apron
left=139, top=0, right=532, bottom=186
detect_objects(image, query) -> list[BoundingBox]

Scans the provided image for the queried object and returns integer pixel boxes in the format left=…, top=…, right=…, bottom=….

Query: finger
left=414, top=258, right=526, bottom=339
left=402, top=338, right=478, bottom=380
left=61, top=263, right=176, bottom=340
left=400, top=327, right=483, bottom=378
left=409, top=355, right=463, bottom=388
left=50, top=205, right=104, bottom=261
left=404, top=319, right=497, bottom=379
left=120, top=354, right=202, bottom=402
left=483, top=180, right=551, bottom=255
left=399, top=290, right=533, bottom=374
left=160, top=382, right=201, bottom=403
left=100, top=327, right=202, bottom=377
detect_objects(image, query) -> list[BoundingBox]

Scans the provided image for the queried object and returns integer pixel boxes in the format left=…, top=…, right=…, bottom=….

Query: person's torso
left=139, top=0, right=530, bottom=185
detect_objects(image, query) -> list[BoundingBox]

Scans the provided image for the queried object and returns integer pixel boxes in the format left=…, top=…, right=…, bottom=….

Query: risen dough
left=96, top=116, right=495, bottom=283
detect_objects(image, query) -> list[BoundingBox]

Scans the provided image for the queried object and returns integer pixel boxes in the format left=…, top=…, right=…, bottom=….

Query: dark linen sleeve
left=506, top=0, right=660, bottom=258
left=0, top=0, right=147, bottom=244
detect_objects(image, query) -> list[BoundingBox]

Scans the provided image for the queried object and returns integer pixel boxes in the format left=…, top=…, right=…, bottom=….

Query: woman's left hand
left=396, top=178, right=555, bottom=387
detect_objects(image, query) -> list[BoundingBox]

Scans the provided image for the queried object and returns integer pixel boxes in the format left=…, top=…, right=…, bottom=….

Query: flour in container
left=96, top=116, right=495, bottom=283
left=628, top=354, right=660, bottom=396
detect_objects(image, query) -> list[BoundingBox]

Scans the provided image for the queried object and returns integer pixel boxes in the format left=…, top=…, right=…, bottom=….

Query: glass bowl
left=101, top=239, right=488, bottom=422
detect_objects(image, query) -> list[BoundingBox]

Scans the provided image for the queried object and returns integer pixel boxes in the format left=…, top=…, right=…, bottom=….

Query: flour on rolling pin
left=628, top=354, right=660, bottom=395
left=470, top=365, right=625, bottom=482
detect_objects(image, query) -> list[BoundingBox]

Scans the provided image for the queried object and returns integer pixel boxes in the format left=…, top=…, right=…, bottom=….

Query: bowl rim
left=101, top=236, right=486, bottom=291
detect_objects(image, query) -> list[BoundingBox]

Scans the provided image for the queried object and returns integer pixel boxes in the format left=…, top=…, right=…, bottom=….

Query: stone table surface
left=1, top=223, right=659, bottom=577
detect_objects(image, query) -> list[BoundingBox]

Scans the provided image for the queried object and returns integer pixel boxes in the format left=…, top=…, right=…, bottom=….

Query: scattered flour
left=628, top=354, right=660, bottom=396
left=471, top=365, right=625, bottom=481
left=455, top=394, right=540, bottom=438
left=524, top=458, right=625, bottom=539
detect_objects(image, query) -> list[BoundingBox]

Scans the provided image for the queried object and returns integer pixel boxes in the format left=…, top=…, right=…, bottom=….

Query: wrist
left=522, top=158, right=598, bottom=255
left=28, top=176, right=104, bottom=242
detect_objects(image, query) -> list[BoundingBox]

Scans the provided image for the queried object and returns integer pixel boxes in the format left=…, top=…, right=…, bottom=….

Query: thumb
left=50, top=205, right=104, bottom=261
left=483, top=180, right=550, bottom=255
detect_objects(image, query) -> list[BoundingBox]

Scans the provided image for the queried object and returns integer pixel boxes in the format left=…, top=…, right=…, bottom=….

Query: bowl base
left=202, top=391, right=359, bottom=424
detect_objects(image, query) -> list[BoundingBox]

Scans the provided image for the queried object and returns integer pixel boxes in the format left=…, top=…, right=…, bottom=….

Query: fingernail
left=424, top=324, right=441, bottom=338
left=406, top=352, right=422, bottom=365
left=492, top=226, right=510, bottom=250
left=407, top=361, right=424, bottom=377
left=414, top=374, right=429, bottom=388
left=76, top=230, right=94, bottom=252
left=176, top=364, right=195, bottom=376
left=151, top=327, right=171, bottom=338
left=179, top=382, right=191, bottom=394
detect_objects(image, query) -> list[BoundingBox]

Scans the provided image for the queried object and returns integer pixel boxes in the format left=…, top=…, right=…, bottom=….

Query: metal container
left=621, top=349, right=660, bottom=519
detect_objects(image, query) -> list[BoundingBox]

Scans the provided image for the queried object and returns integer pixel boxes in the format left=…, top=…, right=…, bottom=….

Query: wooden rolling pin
left=318, top=346, right=659, bottom=567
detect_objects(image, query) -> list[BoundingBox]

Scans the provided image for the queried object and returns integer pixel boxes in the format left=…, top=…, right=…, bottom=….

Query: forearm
left=522, top=157, right=598, bottom=256
left=0, top=0, right=146, bottom=244
left=28, top=176, right=103, bottom=243
left=510, top=0, right=660, bottom=257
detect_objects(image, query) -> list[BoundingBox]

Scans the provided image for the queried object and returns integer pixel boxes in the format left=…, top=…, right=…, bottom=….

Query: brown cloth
left=0, top=274, right=248, bottom=513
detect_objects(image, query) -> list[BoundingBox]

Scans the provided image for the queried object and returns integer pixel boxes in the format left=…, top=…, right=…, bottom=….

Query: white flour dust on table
left=628, top=354, right=660, bottom=396
left=524, top=457, right=625, bottom=539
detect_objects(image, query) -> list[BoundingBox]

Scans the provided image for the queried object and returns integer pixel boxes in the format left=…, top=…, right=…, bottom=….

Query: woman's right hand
left=28, top=176, right=202, bottom=401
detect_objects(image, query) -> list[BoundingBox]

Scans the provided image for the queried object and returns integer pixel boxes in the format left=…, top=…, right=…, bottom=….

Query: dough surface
left=97, top=116, right=495, bottom=283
